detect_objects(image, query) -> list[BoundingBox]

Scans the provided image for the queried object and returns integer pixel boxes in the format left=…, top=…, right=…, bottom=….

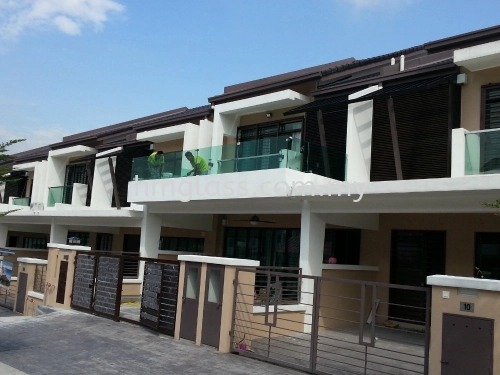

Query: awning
left=284, top=73, right=455, bottom=115
left=0, top=248, right=15, bottom=255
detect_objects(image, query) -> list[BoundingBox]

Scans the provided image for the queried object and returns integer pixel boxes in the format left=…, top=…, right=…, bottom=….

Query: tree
left=0, top=139, right=25, bottom=217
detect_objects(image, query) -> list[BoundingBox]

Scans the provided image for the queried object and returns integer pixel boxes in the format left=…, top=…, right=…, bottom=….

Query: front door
left=201, top=265, right=224, bottom=347
left=441, top=314, right=493, bottom=375
left=390, top=230, right=446, bottom=323
left=15, top=272, right=28, bottom=313
left=56, top=261, right=69, bottom=304
left=179, top=263, right=201, bottom=342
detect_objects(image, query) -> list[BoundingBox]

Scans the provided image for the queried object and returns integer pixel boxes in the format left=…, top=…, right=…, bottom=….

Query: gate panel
left=231, top=268, right=315, bottom=373
left=140, top=262, right=163, bottom=329
left=158, top=263, right=179, bottom=335
left=231, top=269, right=431, bottom=375
left=315, top=278, right=430, bottom=375
left=71, top=254, right=96, bottom=310
left=93, top=256, right=122, bottom=318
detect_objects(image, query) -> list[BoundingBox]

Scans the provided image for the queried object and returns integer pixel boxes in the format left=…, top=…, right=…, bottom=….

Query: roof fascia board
left=208, top=74, right=320, bottom=105
left=425, top=25, right=500, bottom=53
left=133, top=108, right=212, bottom=131
left=61, top=107, right=188, bottom=143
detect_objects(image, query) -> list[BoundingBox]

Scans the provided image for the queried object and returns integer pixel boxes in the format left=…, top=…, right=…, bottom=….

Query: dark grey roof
left=321, top=45, right=425, bottom=77
left=133, top=105, right=212, bottom=131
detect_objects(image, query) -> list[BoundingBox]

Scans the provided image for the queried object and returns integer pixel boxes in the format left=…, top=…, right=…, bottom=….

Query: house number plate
left=459, top=302, right=474, bottom=313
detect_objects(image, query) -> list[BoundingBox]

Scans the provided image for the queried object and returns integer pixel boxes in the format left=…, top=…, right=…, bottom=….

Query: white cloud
left=0, top=126, right=65, bottom=154
left=343, top=0, right=413, bottom=9
left=0, top=0, right=125, bottom=40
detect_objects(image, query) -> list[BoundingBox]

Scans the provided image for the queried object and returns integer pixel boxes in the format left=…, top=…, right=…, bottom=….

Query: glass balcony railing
left=465, top=128, right=500, bottom=175
left=12, top=197, right=31, bottom=206
left=131, top=136, right=347, bottom=181
left=47, top=186, right=73, bottom=207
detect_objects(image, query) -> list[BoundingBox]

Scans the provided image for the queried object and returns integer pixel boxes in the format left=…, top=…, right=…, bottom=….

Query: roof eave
left=312, top=61, right=458, bottom=98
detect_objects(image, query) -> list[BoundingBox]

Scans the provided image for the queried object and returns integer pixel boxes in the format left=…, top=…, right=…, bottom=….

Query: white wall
left=32, top=160, right=48, bottom=206
left=72, top=183, right=88, bottom=206
left=91, top=155, right=117, bottom=208
left=50, top=222, right=68, bottom=243
left=46, top=155, right=68, bottom=194
left=128, top=168, right=323, bottom=203
left=181, top=123, right=201, bottom=174
left=345, top=85, right=382, bottom=183
left=451, top=128, right=467, bottom=177
left=198, top=119, right=214, bottom=149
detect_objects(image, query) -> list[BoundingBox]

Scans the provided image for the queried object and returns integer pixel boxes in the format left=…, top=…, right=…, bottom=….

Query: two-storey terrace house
left=2, top=25, right=500, bottom=323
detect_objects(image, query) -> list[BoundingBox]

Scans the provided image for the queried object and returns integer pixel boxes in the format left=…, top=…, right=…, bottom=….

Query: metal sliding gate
left=71, top=252, right=179, bottom=336
left=231, top=268, right=431, bottom=375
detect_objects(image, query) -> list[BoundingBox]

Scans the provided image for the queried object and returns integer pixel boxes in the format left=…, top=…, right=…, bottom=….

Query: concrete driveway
left=0, top=309, right=304, bottom=375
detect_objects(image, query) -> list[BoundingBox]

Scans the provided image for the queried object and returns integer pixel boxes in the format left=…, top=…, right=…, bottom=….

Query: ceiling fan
left=234, top=215, right=276, bottom=226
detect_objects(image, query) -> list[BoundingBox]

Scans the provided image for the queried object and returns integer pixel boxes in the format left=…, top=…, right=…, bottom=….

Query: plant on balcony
left=0, top=139, right=25, bottom=217
left=483, top=198, right=500, bottom=215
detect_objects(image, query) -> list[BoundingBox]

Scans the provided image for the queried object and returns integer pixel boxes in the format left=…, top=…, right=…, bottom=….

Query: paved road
left=0, top=309, right=304, bottom=375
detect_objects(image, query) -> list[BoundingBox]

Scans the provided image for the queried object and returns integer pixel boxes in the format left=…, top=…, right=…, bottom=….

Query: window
left=322, top=229, right=361, bottom=265
left=482, top=85, right=500, bottom=129
left=224, top=227, right=300, bottom=268
left=225, top=227, right=301, bottom=303
left=123, top=234, right=140, bottom=278
left=96, top=233, right=113, bottom=252
left=67, top=232, right=90, bottom=246
left=481, top=85, right=500, bottom=173
left=8, top=236, right=18, bottom=248
left=237, top=119, right=303, bottom=141
left=163, top=151, right=183, bottom=177
left=159, top=236, right=204, bottom=253
left=23, top=237, right=47, bottom=249
left=476, top=232, right=500, bottom=280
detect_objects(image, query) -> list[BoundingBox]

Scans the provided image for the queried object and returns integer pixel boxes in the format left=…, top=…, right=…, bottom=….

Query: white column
left=0, top=224, right=8, bottom=247
left=138, top=205, right=162, bottom=280
left=345, top=85, right=382, bottom=182
left=451, top=128, right=467, bottom=177
left=299, top=200, right=325, bottom=333
left=50, top=222, right=68, bottom=244
left=32, top=160, right=48, bottom=206
left=91, top=156, right=116, bottom=208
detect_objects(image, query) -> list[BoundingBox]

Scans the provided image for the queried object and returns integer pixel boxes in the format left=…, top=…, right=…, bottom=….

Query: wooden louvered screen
left=2, top=176, right=28, bottom=204
left=112, top=146, right=151, bottom=208
left=304, top=107, right=348, bottom=180
left=370, top=83, right=456, bottom=181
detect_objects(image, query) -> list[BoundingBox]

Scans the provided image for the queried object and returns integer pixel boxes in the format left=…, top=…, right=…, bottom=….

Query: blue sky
left=1, top=0, right=500, bottom=154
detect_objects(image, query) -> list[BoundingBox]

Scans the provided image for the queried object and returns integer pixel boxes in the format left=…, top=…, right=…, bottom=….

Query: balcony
left=12, top=197, right=31, bottom=206
left=130, top=135, right=346, bottom=181
left=47, top=186, right=73, bottom=207
left=465, top=128, right=500, bottom=175
left=47, top=183, right=88, bottom=208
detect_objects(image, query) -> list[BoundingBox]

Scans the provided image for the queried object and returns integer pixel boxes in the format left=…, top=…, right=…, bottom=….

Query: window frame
left=481, top=83, right=500, bottom=129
